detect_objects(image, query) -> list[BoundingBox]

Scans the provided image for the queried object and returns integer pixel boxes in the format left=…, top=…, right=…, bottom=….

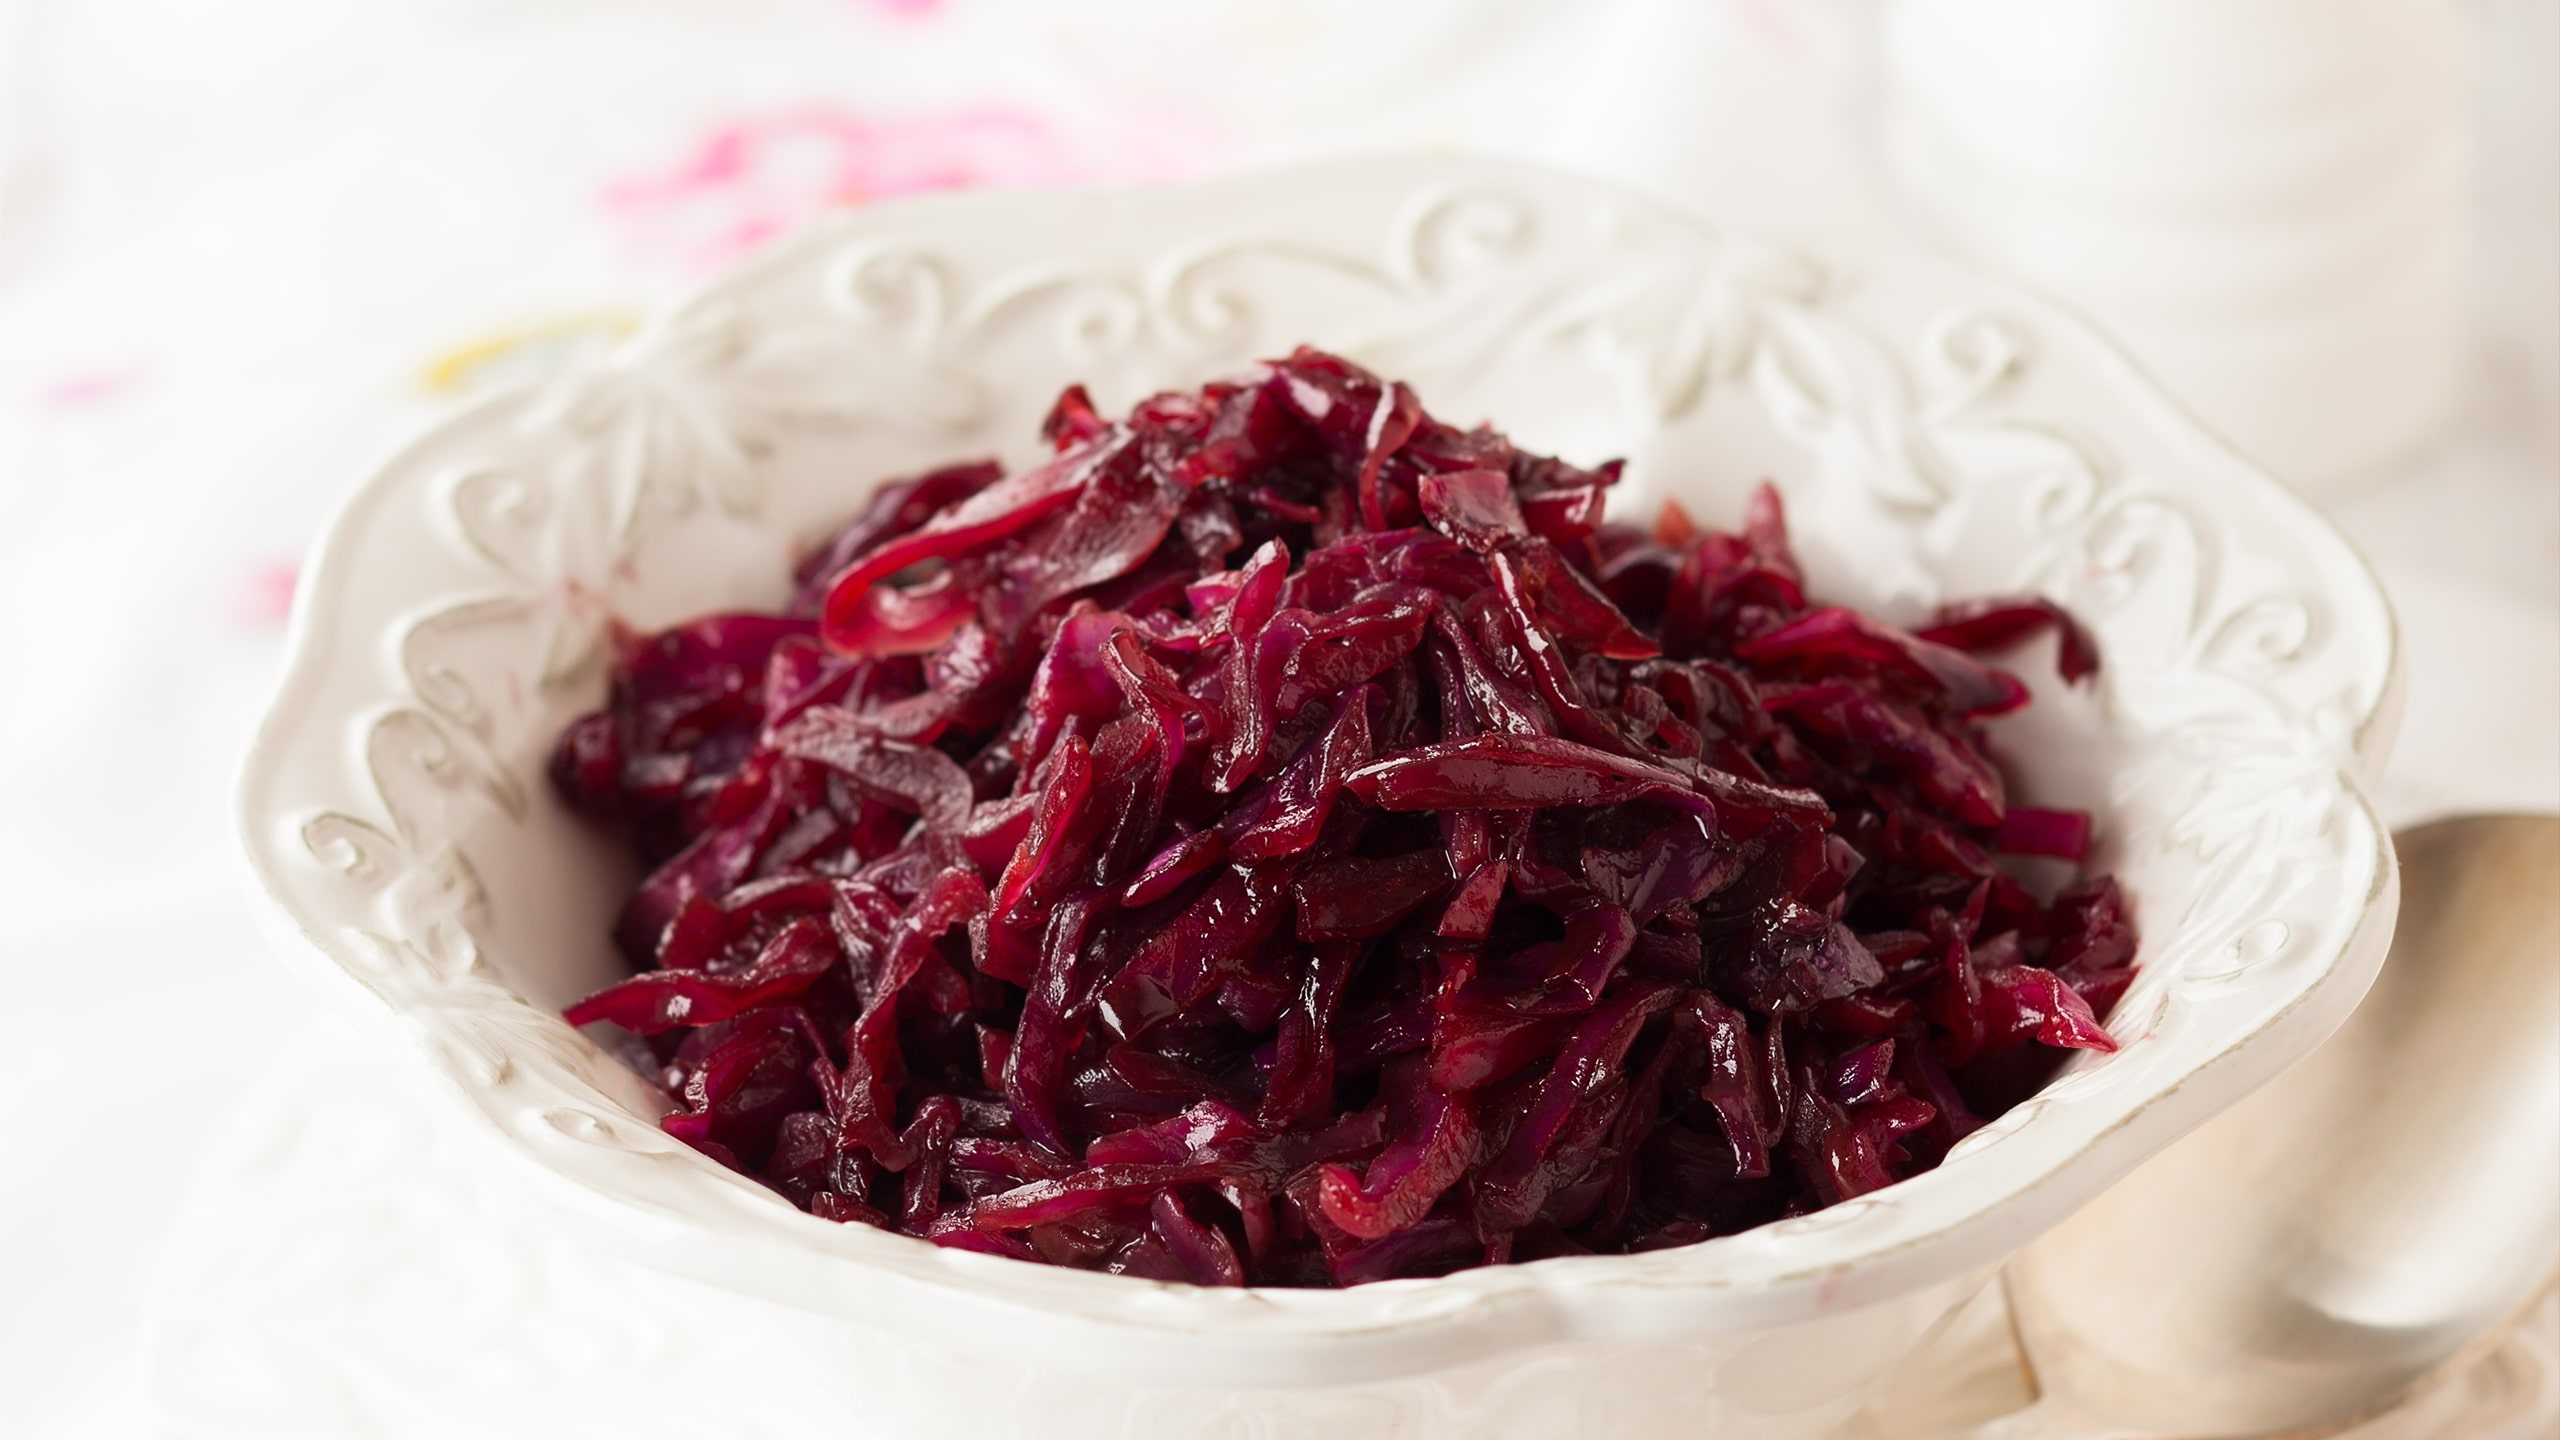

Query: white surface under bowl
left=236, top=157, right=2400, bottom=1439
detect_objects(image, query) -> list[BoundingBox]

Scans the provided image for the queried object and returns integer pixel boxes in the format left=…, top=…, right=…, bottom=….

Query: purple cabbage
left=551, top=347, right=2137, bottom=1287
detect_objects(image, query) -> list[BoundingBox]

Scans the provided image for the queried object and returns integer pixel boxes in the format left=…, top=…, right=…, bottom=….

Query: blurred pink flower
left=605, top=105, right=1199, bottom=275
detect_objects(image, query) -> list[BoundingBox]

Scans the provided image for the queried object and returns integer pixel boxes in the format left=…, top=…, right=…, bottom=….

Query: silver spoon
left=1973, top=814, right=2560, bottom=1439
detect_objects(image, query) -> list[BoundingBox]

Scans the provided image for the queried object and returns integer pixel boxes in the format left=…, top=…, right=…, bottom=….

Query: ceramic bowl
left=237, top=158, right=2400, bottom=1439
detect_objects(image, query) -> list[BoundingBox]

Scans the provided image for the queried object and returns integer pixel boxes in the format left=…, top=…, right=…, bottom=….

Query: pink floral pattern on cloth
left=34, top=367, right=150, bottom=412
left=239, top=561, right=299, bottom=629
left=605, top=105, right=1201, bottom=275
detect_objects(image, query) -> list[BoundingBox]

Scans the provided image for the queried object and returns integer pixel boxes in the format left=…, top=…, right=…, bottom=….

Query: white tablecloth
left=0, top=2, right=2550, bottom=1434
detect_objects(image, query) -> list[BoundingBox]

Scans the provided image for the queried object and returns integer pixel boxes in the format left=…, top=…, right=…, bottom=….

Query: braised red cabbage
left=552, top=348, right=2136, bottom=1287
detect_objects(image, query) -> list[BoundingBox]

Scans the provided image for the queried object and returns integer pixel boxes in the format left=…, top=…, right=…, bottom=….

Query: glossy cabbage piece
left=552, top=348, right=2135, bottom=1287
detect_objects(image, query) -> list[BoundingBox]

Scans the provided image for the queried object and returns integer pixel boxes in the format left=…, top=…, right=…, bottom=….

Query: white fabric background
left=0, top=1, right=2549, bottom=1433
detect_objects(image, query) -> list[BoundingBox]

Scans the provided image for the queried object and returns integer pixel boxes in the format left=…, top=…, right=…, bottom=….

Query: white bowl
left=237, top=158, right=2400, bottom=1439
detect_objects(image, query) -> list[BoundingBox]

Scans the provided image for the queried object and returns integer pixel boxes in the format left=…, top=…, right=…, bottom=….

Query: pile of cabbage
left=550, top=349, right=2136, bottom=1287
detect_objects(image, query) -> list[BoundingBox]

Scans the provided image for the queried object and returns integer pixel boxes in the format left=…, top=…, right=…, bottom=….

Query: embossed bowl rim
left=237, top=157, right=2402, bottom=1388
